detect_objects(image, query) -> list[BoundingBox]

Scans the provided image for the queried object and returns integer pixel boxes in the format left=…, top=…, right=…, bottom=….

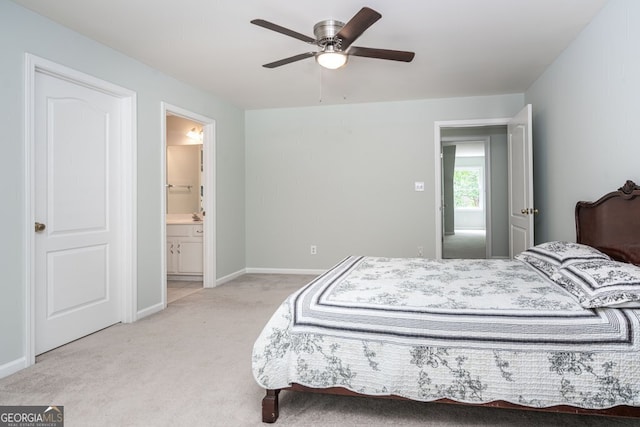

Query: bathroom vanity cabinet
left=167, top=223, right=203, bottom=277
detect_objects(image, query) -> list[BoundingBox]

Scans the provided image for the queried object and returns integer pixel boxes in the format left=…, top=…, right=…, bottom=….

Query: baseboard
left=0, top=356, right=28, bottom=379
left=167, top=274, right=203, bottom=281
left=215, top=267, right=324, bottom=286
left=245, top=267, right=326, bottom=275
left=215, top=268, right=246, bottom=286
left=137, top=302, right=164, bottom=320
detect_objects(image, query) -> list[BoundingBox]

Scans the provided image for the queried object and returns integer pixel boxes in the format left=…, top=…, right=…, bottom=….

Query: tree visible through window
left=454, top=167, right=482, bottom=208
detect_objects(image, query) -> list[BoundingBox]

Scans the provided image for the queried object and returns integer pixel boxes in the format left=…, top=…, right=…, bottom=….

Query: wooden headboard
left=575, top=180, right=640, bottom=265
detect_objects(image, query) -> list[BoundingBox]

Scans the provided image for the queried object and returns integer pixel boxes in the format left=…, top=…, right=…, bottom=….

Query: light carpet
left=443, top=230, right=486, bottom=259
left=0, top=274, right=637, bottom=426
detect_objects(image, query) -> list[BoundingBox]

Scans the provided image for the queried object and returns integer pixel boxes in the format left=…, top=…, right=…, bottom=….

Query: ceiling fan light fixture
left=316, top=50, right=348, bottom=69
left=252, top=8, right=414, bottom=69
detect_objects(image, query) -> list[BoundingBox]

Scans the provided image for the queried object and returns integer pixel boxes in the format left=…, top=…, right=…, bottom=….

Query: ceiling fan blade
left=251, top=19, right=316, bottom=44
left=262, top=52, right=316, bottom=68
left=336, top=7, right=382, bottom=50
left=348, top=46, right=415, bottom=62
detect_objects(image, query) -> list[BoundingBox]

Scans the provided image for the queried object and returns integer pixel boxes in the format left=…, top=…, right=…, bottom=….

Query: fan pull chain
left=318, top=67, right=324, bottom=104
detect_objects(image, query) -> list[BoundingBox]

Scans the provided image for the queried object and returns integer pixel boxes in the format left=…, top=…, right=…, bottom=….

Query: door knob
left=520, top=208, right=539, bottom=215
left=34, top=222, right=46, bottom=232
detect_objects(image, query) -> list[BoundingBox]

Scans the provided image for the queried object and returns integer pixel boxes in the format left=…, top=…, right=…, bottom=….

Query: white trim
left=434, top=118, right=509, bottom=259
left=167, top=275, right=203, bottom=282
left=136, top=302, right=164, bottom=320
left=216, top=268, right=247, bottom=286
left=120, top=83, right=138, bottom=324
left=0, top=357, right=28, bottom=379
left=24, top=53, right=137, bottom=367
left=245, top=268, right=327, bottom=275
left=161, top=103, right=217, bottom=312
left=201, top=121, right=216, bottom=288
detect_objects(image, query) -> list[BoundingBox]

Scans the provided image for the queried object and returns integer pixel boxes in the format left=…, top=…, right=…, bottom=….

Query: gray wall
left=0, top=2, right=245, bottom=369
left=525, top=0, right=640, bottom=244
left=245, top=95, right=523, bottom=270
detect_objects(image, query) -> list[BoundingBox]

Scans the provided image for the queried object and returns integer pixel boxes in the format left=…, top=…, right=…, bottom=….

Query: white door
left=507, top=104, right=534, bottom=257
left=34, top=71, right=122, bottom=354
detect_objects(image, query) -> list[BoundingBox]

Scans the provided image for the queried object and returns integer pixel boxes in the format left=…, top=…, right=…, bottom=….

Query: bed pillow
left=515, top=241, right=611, bottom=279
left=552, top=259, right=640, bottom=308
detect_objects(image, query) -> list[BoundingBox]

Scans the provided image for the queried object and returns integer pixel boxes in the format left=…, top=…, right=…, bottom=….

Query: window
left=454, top=167, right=483, bottom=209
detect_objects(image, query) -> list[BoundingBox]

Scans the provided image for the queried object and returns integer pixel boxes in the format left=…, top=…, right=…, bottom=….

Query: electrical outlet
left=310, top=245, right=317, bottom=255
left=417, top=246, right=424, bottom=257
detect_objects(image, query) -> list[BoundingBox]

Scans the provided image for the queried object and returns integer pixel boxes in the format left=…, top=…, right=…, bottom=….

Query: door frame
left=160, top=103, right=216, bottom=306
left=24, top=53, right=137, bottom=366
left=434, top=118, right=509, bottom=259
left=441, top=136, right=492, bottom=258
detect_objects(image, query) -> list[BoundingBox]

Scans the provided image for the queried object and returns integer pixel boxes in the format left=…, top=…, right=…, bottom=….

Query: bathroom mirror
left=166, top=115, right=203, bottom=214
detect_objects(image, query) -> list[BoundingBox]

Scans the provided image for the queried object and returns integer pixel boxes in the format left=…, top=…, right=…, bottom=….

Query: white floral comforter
left=252, top=256, right=640, bottom=409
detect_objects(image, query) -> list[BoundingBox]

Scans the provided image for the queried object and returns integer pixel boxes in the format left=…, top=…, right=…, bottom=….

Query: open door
left=507, top=104, right=534, bottom=257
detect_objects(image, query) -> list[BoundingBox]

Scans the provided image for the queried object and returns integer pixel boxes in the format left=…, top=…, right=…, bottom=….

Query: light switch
left=414, top=181, right=425, bottom=192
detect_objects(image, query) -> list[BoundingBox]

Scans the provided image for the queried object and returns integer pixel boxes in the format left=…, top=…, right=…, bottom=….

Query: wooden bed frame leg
left=262, top=389, right=280, bottom=423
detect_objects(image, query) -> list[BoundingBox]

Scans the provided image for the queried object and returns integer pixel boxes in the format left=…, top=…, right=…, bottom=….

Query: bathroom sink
left=166, top=213, right=202, bottom=224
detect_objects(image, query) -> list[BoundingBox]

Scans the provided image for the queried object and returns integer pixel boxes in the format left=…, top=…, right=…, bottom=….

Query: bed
left=252, top=180, right=640, bottom=423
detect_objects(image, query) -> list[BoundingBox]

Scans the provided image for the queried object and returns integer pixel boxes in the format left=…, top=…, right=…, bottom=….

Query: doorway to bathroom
left=161, top=103, right=216, bottom=306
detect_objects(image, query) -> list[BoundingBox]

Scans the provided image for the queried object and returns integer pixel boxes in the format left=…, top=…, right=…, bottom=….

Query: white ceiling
left=12, top=0, right=608, bottom=110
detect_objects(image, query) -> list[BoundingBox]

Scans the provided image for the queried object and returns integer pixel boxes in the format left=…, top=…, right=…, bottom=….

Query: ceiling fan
left=251, top=7, right=415, bottom=70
